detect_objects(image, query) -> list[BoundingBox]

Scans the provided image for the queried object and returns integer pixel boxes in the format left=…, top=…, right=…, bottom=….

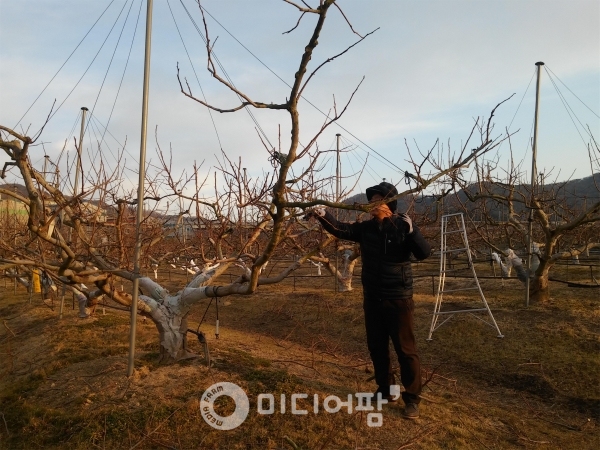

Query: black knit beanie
left=365, top=182, right=398, bottom=213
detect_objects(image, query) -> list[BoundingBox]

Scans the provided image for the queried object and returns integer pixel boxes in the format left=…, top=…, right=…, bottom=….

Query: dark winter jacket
left=317, top=212, right=431, bottom=301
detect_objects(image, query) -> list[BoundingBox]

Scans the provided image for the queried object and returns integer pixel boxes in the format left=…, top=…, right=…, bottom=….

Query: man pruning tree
left=309, top=182, right=431, bottom=419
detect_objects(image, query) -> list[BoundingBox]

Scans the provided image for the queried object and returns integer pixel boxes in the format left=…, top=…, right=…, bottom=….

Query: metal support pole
left=59, top=285, right=65, bottom=319
left=128, top=0, right=153, bottom=378
left=43, top=155, right=49, bottom=180
left=73, top=107, right=88, bottom=197
left=243, top=167, right=247, bottom=242
left=69, top=107, right=87, bottom=248
left=336, top=134, right=341, bottom=203
left=334, top=133, right=341, bottom=293
left=13, top=186, right=17, bottom=295
left=525, top=62, right=544, bottom=307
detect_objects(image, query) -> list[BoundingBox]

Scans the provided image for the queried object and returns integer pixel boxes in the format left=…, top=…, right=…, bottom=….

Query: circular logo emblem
left=200, top=382, right=249, bottom=430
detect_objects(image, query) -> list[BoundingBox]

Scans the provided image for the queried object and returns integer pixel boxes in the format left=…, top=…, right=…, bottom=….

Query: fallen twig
left=396, top=425, right=440, bottom=449
left=46, top=365, right=125, bottom=384
left=0, top=411, right=9, bottom=437
left=535, top=415, right=581, bottom=432
left=455, top=413, right=491, bottom=450
left=272, top=359, right=321, bottom=375
left=284, top=435, right=302, bottom=450
left=418, top=393, right=445, bottom=404
left=519, top=394, right=580, bottom=431
left=518, top=435, right=550, bottom=445
left=2, top=320, right=16, bottom=337
left=450, top=384, right=491, bottom=450
left=129, top=406, right=182, bottom=450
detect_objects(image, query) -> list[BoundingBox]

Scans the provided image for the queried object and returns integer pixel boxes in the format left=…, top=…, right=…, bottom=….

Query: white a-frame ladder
left=427, top=213, right=504, bottom=340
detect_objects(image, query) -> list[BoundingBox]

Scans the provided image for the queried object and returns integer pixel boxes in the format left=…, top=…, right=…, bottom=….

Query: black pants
left=364, top=297, right=421, bottom=404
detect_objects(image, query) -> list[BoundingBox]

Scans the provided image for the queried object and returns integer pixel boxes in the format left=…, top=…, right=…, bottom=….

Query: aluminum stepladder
left=427, top=213, right=504, bottom=340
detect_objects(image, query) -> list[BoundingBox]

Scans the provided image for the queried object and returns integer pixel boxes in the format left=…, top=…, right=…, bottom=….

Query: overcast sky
left=1, top=0, right=598, bottom=201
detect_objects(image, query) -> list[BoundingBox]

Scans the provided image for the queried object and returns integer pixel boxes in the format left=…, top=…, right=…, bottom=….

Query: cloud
left=1, top=0, right=598, bottom=191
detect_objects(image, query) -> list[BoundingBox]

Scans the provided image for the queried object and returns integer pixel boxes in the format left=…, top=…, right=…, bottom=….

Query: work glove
left=399, top=213, right=413, bottom=234
left=303, top=208, right=326, bottom=220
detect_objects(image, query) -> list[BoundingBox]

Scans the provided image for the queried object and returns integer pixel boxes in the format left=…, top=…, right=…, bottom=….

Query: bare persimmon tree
left=454, top=134, right=600, bottom=303
left=1, top=0, right=513, bottom=363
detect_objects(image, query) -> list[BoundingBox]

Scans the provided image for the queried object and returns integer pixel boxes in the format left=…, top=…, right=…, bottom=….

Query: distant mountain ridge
left=340, top=173, right=600, bottom=219
left=2, top=173, right=598, bottom=221
left=0, top=183, right=28, bottom=198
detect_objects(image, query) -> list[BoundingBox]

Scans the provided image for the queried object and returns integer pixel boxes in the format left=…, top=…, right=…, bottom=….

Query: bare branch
left=283, top=11, right=307, bottom=34
left=332, top=2, right=364, bottom=38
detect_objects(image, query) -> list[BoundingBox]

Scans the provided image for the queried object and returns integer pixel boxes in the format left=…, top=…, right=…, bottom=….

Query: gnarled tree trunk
left=338, top=252, right=359, bottom=292
left=154, top=313, right=194, bottom=364
left=138, top=275, right=213, bottom=364
left=529, top=265, right=551, bottom=304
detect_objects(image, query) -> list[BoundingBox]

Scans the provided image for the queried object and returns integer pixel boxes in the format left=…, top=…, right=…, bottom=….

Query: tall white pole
left=335, top=134, right=341, bottom=293
left=13, top=185, right=17, bottom=295
left=43, top=155, right=49, bottom=180
left=243, top=167, right=248, bottom=242
left=336, top=134, right=341, bottom=204
left=73, top=107, right=88, bottom=198
left=128, top=0, right=153, bottom=377
left=68, top=107, right=87, bottom=247
left=525, top=61, right=544, bottom=307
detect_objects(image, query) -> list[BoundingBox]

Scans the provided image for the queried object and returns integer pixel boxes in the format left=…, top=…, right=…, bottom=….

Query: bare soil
left=0, top=261, right=598, bottom=449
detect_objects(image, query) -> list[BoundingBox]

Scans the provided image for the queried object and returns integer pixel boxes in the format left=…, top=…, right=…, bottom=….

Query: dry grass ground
left=0, top=260, right=598, bottom=449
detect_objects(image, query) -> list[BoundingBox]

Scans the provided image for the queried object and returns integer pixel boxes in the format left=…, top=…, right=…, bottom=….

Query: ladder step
left=441, top=247, right=468, bottom=254
left=440, top=267, right=471, bottom=273
left=441, top=264, right=471, bottom=273
left=439, top=286, right=480, bottom=293
left=433, top=308, right=489, bottom=315
left=443, top=229, right=465, bottom=235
